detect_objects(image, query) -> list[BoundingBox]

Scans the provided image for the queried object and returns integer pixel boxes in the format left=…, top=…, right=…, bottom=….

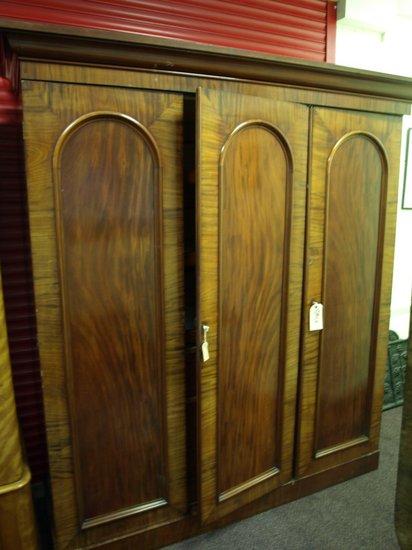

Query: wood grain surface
left=20, top=61, right=410, bottom=117
left=197, top=88, right=308, bottom=523
left=56, top=114, right=167, bottom=524
left=0, top=466, right=38, bottom=550
left=297, top=108, right=402, bottom=476
left=22, top=81, right=187, bottom=547
left=316, top=132, right=384, bottom=453
left=0, top=267, right=24, bottom=485
left=0, top=267, right=38, bottom=549
left=6, top=22, right=412, bottom=104
left=218, top=123, right=289, bottom=498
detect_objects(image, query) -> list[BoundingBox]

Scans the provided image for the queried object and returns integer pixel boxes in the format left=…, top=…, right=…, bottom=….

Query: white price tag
left=309, top=302, right=324, bottom=331
left=201, top=324, right=210, bottom=363
left=201, top=341, right=210, bottom=362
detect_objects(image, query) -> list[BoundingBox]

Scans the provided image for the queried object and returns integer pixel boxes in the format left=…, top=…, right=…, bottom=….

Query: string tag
left=309, top=302, right=324, bottom=331
left=201, top=324, right=210, bottom=362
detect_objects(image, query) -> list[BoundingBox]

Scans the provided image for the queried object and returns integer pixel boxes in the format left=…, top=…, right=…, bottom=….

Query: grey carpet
left=168, top=407, right=402, bottom=550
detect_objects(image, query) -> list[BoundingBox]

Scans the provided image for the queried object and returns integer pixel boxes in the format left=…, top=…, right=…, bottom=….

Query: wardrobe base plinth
left=90, top=452, right=379, bottom=549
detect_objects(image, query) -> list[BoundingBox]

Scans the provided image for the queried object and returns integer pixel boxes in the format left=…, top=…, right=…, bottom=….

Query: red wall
left=0, top=0, right=336, bottom=62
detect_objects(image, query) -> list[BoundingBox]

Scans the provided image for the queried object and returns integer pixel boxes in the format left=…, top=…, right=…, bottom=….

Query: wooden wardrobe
left=3, top=21, right=412, bottom=549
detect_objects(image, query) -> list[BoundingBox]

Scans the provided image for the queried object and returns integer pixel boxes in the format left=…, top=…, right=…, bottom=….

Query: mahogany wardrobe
left=2, top=20, right=412, bottom=549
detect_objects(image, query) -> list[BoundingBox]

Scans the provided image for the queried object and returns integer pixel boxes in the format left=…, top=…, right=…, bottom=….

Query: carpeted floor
left=168, top=407, right=403, bottom=550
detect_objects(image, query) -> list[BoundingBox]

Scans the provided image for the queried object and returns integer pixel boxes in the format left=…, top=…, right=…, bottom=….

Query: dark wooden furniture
left=2, top=19, right=412, bottom=549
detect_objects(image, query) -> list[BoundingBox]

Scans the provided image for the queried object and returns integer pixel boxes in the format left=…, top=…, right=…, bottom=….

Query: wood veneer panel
left=21, top=81, right=186, bottom=548
left=57, top=116, right=166, bottom=522
left=315, top=134, right=383, bottom=453
left=297, top=107, right=402, bottom=477
left=218, top=124, right=288, bottom=497
left=197, top=88, right=308, bottom=523
left=20, top=62, right=411, bottom=117
left=0, top=267, right=24, bottom=485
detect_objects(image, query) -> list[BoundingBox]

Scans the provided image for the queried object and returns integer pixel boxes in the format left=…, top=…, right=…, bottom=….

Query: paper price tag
left=201, top=341, right=210, bottom=362
left=309, top=302, right=324, bottom=331
left=201, top=324, right=210, bottom=363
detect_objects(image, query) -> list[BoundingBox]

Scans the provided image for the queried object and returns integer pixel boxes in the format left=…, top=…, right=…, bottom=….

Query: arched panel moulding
left=218, top=120, right=293, bottom=502
left=53, top=111, right=166, bottom=527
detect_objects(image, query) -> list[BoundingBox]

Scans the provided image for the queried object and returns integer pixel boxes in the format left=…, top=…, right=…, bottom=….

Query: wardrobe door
left=22, top=81, right=186, bottom=548
left=297, top=107, right=402, bottom=477
left=197, top=88, right=308, bottom=523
